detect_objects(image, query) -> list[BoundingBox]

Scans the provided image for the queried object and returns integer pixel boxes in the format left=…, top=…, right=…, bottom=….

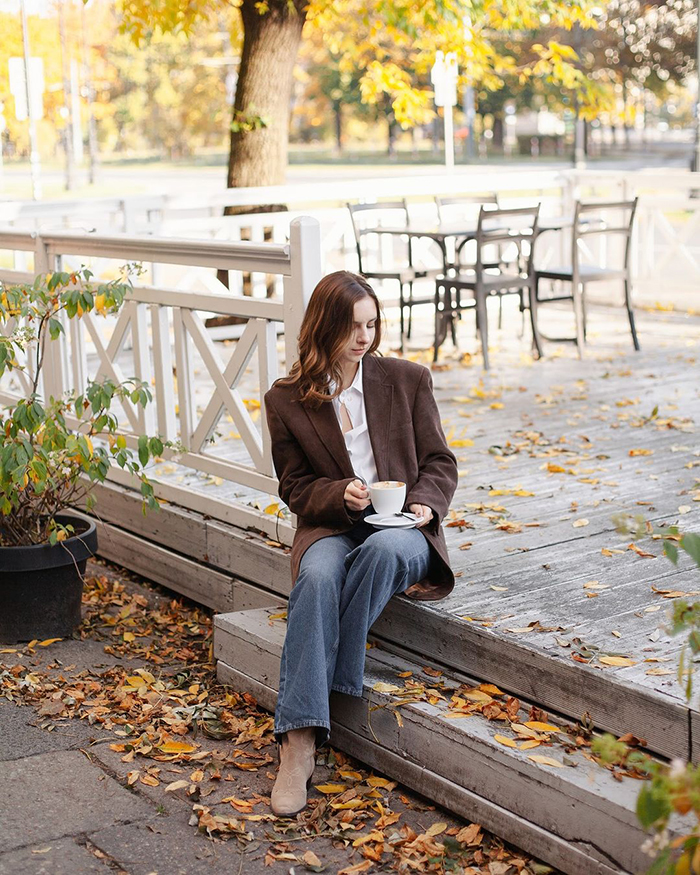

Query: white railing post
left=34, top=235, right=66, bottom=403
left=283, top=216, right=322, bottom=375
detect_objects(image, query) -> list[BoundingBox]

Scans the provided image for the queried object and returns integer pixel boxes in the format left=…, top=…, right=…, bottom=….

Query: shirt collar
left=330, top=360, right=364, bottom=398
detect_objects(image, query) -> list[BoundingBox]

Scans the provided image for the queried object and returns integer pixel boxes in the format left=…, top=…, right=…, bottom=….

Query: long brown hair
left=278, top=271, right=383, bottom=407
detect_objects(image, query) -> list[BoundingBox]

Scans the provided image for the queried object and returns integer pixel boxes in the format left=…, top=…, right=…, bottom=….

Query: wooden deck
left=84, top=298, right=698, bottom=873
left=90, top=296, right=700, bottom=760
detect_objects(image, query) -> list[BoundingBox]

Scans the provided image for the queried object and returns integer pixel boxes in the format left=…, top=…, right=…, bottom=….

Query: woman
left=264, top=270, right=458, bottom=816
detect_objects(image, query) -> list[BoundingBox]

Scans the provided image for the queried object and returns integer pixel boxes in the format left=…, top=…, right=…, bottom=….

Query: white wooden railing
left=0, top=219, right=323, bottom=543
left=4, top=168, right=698, bottom=304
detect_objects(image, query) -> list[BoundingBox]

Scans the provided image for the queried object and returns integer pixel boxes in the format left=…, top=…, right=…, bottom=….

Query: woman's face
left=339, top=296, right=378, bottom=371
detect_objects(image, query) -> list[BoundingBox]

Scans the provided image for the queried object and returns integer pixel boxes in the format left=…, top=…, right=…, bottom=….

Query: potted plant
left=0, top=266, right=165, bottom=642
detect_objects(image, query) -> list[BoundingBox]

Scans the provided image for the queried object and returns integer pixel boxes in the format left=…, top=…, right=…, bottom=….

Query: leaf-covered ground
left=0, top=559, right=557, bottom=875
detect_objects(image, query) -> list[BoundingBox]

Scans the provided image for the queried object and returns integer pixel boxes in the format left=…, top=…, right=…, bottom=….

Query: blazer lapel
left=303, top=398, right=355, bottom=479
left=363, top=356, right=393, bottom=482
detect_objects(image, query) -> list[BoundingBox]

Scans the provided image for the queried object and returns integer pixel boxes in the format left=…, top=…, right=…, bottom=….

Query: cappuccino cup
left=370, top=480, right=406, bottom=517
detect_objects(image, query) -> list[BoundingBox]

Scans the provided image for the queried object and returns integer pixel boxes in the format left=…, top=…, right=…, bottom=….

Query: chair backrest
left=474, top=204, right=540, bottom=272
left=572, top=199, right=638, bottom=273
left=346, top=201, right=410, bottom=273
left=435, top=194, right=499, bottom=224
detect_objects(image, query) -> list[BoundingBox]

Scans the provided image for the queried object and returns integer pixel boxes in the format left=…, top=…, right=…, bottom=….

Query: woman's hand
left=344, top=479, right=370, bottom=512
left=409, top=504, right=433, bottom=528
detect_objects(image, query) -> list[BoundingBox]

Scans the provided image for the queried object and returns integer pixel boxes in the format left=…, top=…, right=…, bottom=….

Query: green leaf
left=138, top=435, right=149, bottom=467
left=48, top=318, right=64, bottom=340
left=636, top=783, right=670, bottom=829
left=681, top=534, right=700, bottom=570
left=663, top=540, right=678, bottom=565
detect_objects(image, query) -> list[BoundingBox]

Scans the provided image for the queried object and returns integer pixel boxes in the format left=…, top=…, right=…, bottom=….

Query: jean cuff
left=331, top=684, right=364, bottom=697
left=274, top=719, right=331, bottom=748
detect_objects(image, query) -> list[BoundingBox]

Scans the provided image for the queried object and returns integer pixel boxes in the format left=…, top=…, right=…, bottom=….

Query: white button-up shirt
left=330, top=360, right=379, bottom=487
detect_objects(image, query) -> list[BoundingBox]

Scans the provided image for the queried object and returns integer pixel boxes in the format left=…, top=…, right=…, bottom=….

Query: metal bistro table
left=374, top=214, right=579, bottom=352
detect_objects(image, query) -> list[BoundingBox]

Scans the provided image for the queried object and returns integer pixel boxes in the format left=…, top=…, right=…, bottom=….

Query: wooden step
left=214, top=607, right=693, bottom=875
left=86, top=479, right=697, bottom=761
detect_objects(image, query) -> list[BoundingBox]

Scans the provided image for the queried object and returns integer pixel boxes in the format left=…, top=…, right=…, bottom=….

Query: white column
left=282, top=216, right=322, bottom=375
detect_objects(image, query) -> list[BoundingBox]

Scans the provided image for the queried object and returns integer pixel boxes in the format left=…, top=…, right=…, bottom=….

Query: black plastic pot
left=0, top=510, right=97, bottom=643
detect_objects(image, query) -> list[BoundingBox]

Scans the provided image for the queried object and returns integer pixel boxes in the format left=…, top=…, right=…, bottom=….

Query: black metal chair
left=533, top=199, right=639, bottom=353
left=434, top=204, right=542, bottom=369
left=347, top=200, right=440, bottom=349
left=435, top=193, right=499, bottom=225
left=436, top=194, right=521, bottom=330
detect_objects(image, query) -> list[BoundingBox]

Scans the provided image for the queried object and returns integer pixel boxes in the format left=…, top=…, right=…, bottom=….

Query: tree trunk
left=334, top=101, right=343, bottom=155
left=226, top=0, right=307, bottom=190
left=492, top=115, right=504, bottom=151
left=215, top=0, right=307, bottom=300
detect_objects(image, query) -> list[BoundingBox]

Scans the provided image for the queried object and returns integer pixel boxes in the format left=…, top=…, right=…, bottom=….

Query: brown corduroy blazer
left=264, top=355, right=458, bottom=601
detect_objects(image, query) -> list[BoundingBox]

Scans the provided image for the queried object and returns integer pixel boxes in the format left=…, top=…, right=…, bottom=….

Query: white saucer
left=365, top=512, right=423, bottom=529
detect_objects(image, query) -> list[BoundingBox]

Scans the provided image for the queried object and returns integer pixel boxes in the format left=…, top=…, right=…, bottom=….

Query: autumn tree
left=118, top=0, right=602, bottom=189
left=582, top=0, right=697, bottom=135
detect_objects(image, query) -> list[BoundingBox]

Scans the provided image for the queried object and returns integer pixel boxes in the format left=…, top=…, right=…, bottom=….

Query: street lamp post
left=431, top=51, right=458, bottom=170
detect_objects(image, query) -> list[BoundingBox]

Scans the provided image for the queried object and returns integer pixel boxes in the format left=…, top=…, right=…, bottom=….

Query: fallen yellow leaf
left=479, top=683, right=503, bottom=696
left=599, top=656, right=636, bottom=667
left=140, top=773, right=160, bottom=786
left=158, top=740, right=197, bottom=754
left=315, top=783, right=348, bottom=794
left=366, top=776, right=394, bottom=788
left=353, top=831, right=385, bottom=848
left=425, top=822, right=448, bottom=836
left=330, top=798, right=364, bottom=810
left=462, top=690, right=493, bottom=704
left=372, top=682, right=401, bottom=693
left=524, top=721, right=560, bottom=732
left=494, top=734, right=518, bottom=748
left=528, top=755, right=564, bottom=768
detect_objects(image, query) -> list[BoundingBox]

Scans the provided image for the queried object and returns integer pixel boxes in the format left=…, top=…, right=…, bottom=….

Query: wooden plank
left=691, top=710, right=700, bottom=764
left=373, top=597, right=691, bottom=759
left=82, top=479, right=291, bottom=590
left=94, top=521, right=236, bottom=611
left=215, top=607, right=695, bottom=875
left=205, top=519, right=291, bottom=591
left=233, top=579, right=286, bottom=613
left=85, top=480, right=209, bottom=560
left=93, top=517, right=285, bottom=614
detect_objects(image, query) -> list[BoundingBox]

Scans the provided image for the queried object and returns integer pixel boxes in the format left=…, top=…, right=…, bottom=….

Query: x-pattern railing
left=0, top=220, right=322, bottom=543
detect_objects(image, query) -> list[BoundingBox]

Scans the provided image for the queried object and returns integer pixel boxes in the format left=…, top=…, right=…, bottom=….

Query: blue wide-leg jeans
left=274, top=518, right=431, bottom=744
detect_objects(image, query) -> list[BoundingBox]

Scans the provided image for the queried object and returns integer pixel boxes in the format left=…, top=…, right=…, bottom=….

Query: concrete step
left=214, top=607, right=692, bottom=875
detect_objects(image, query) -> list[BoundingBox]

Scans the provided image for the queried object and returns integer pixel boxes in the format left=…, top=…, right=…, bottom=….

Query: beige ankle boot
left=270, top=727, right=317, bottom=817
